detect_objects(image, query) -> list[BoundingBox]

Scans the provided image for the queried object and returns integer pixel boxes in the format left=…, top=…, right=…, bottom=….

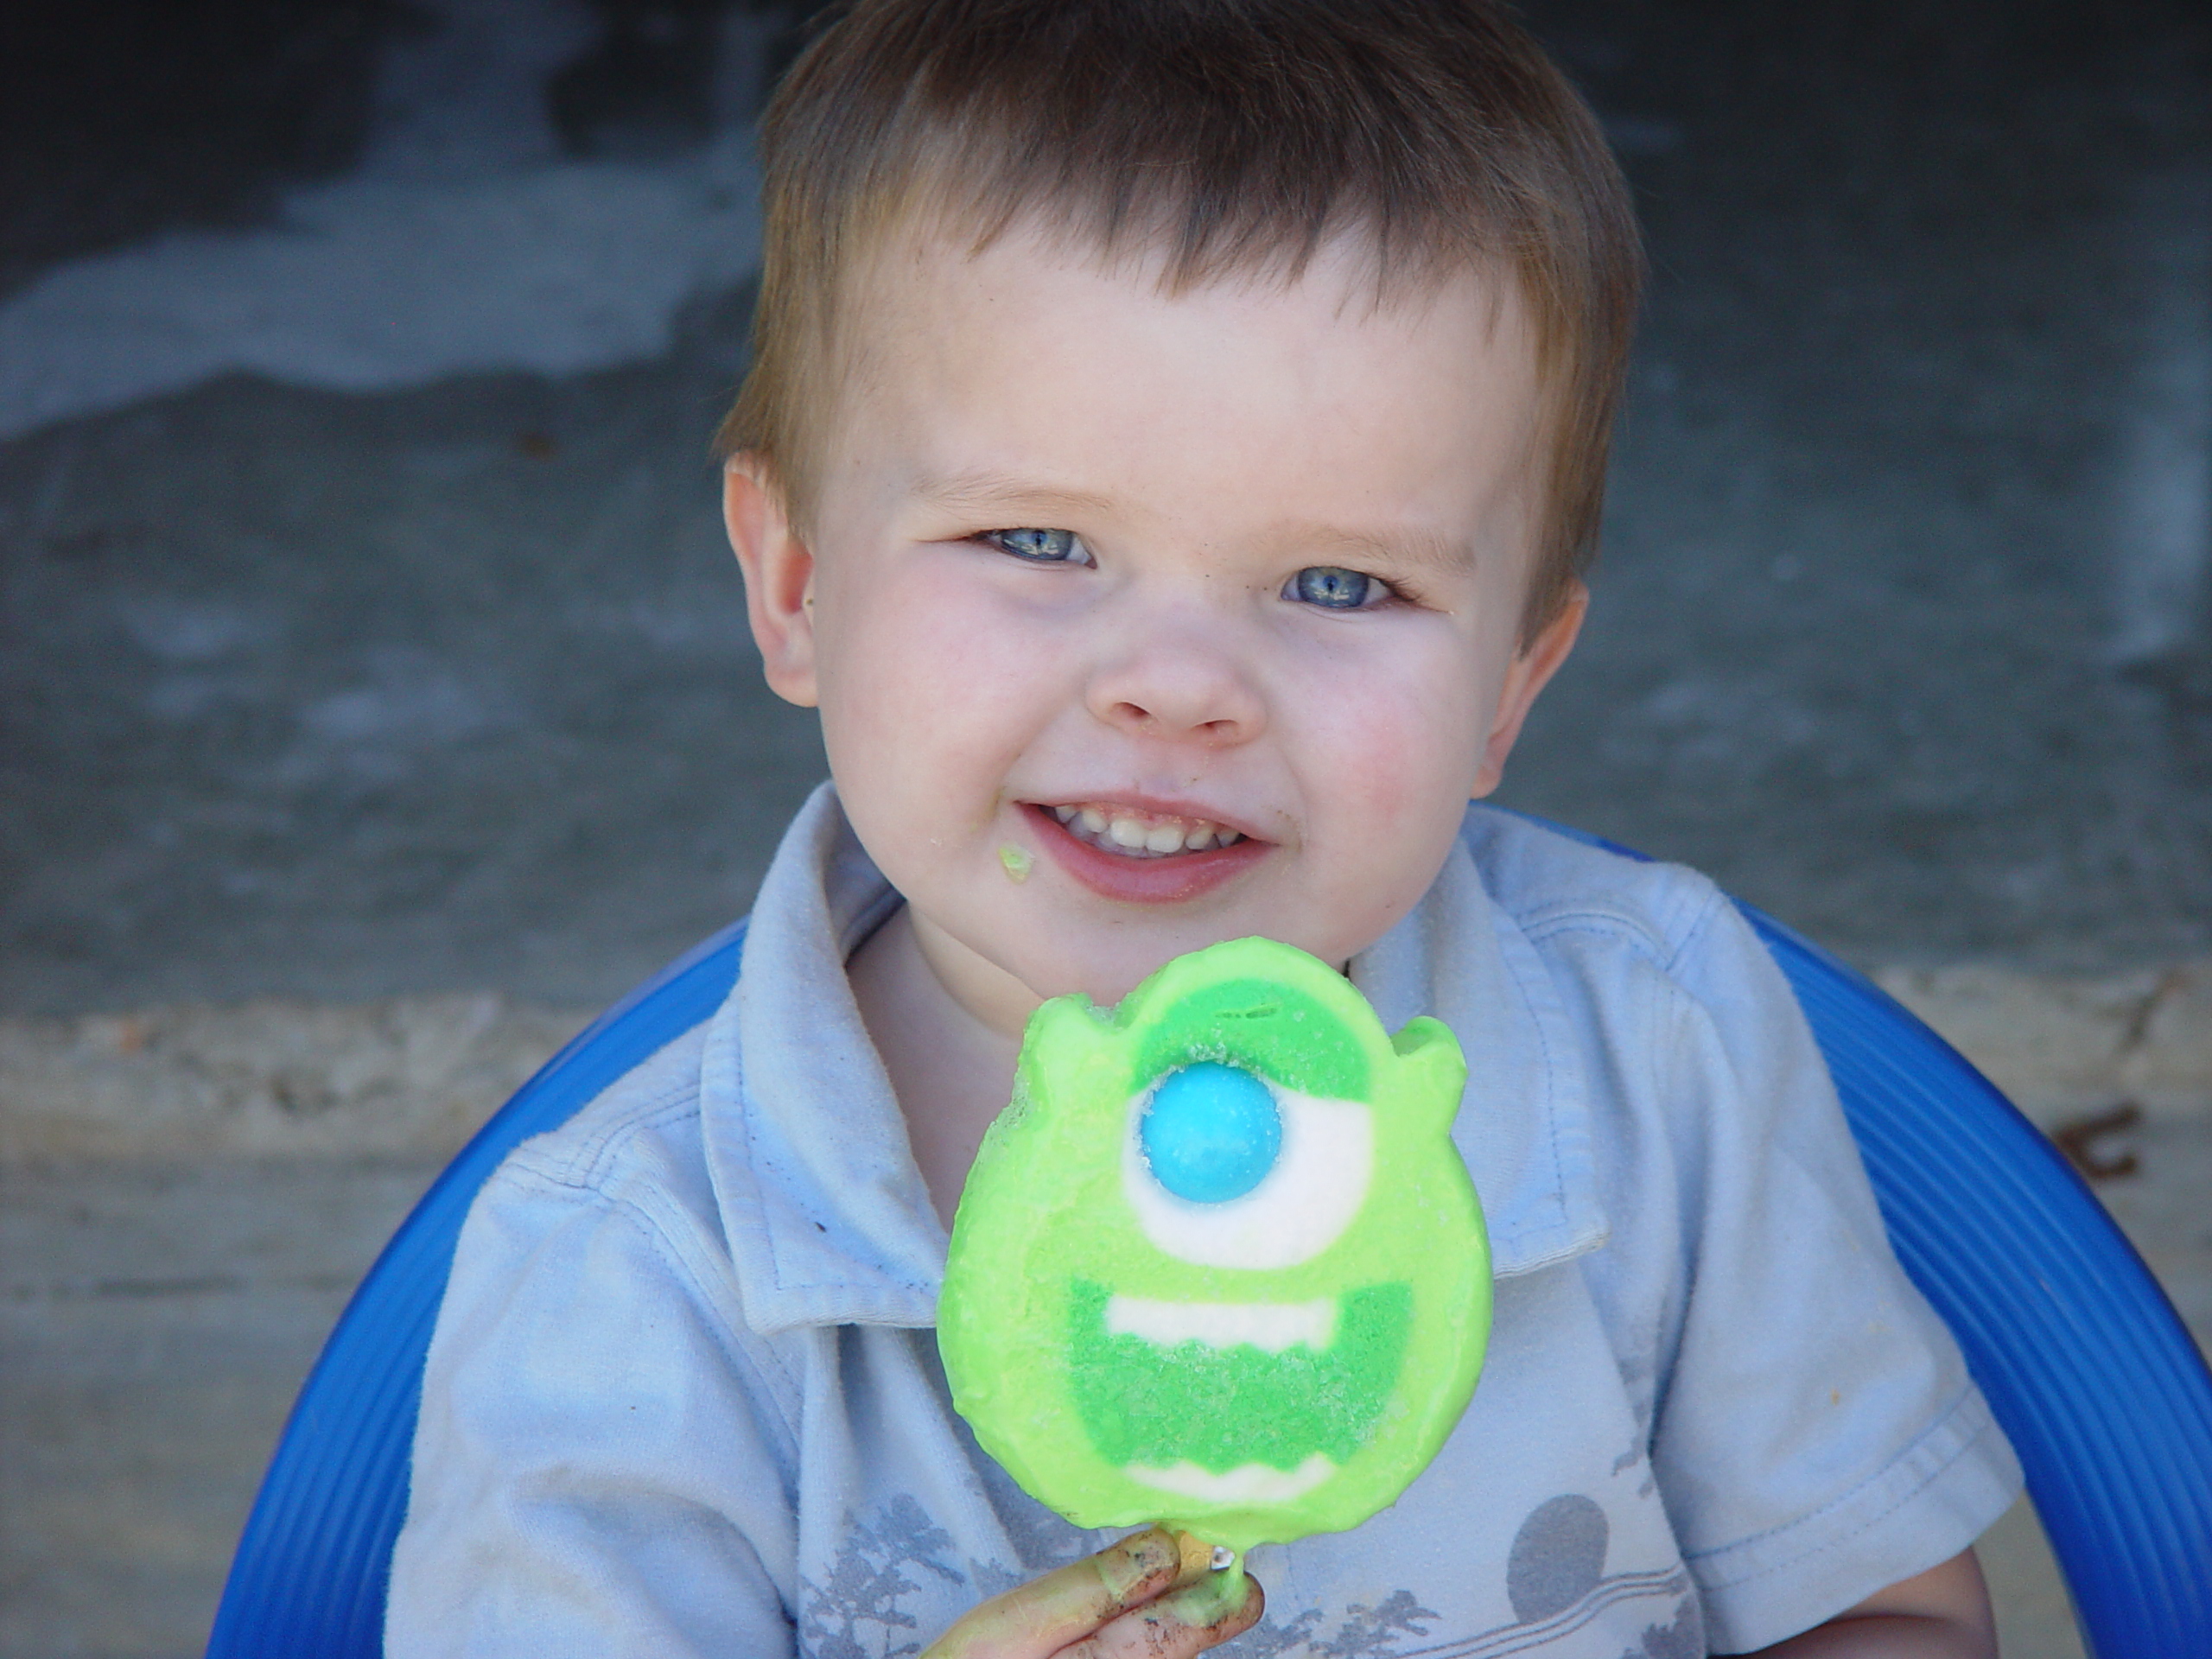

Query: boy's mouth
left=1042, top=802, right=1247, bottom=860
left=1019, top=801, right=1269, bottom=904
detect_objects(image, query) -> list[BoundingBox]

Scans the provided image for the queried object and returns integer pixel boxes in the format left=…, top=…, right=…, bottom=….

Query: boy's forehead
left=830, top=214, right=1542, bottom=480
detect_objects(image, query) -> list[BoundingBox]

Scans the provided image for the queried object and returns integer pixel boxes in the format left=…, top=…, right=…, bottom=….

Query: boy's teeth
left=1046, top=803, right=1246, bottom=859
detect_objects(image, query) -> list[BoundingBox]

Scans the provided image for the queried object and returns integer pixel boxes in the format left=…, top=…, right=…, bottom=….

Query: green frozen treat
left=938, top=937, right=1491, bottom=1556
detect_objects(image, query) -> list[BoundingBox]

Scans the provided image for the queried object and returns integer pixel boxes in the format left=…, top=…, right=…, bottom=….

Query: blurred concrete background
left=1, top=0, right=2207, bottom=1654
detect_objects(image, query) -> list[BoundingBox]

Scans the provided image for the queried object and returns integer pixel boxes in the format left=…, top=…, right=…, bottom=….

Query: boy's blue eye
left=985, top=527, right=1086, bottom=564
left=1287, top=566, right=1379, bottom=610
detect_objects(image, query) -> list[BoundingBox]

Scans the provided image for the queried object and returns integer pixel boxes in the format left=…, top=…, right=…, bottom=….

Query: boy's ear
left=724, top=455, right=820, bottom=709
left=1472, top=580, right=1586, bottom=798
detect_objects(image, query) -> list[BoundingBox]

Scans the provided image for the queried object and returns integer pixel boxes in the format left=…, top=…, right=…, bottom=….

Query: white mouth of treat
left=1126, top=1453, right=1338, bottom=1504
left=1105, top=1294, right=1338, bottom=1354
left=1046, top=802, right=1245, bottom=859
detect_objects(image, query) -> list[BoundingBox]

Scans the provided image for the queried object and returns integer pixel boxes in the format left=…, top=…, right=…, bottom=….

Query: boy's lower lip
left=1020, top=804, right=1269, bottom=904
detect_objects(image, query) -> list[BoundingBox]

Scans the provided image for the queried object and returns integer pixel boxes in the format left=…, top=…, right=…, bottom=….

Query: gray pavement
left=2, top=1160, right=442, bottom=1659
left=1, top=282, right=826, bottom=1014
left=1510, top=0, right=2212, bottom=971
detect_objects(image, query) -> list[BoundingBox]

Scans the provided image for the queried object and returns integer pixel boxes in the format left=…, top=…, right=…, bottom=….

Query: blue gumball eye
left=1139, top=1062, right=1282, bottom=1204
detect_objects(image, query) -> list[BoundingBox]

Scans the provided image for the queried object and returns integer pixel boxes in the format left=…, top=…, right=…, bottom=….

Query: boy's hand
left=922, top=1528, right=1263, bottom=1658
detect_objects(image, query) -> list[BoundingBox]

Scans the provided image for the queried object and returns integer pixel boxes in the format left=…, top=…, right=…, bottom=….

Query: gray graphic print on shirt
left=1230, top=1588, right=1444, bottom=1657
left=798, top=1495, right=967, bottom=1659
left=802, top=1491, right=1700, bottom=1659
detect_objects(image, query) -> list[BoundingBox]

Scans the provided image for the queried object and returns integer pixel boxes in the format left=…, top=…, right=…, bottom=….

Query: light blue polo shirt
left=388, top=785, right=2019, bottom=1656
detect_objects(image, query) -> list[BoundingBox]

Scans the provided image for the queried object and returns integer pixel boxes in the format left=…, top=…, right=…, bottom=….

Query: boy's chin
left=1004, top=910, right=1325, bottom=1014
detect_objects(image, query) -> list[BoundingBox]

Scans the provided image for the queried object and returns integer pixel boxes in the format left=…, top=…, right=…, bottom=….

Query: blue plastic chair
left=205, top=868, right=2212, bottom=1657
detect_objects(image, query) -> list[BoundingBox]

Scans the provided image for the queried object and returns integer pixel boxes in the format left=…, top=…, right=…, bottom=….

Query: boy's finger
left=1065, top=1566, right=1265, bottom=1659
left=923, top=1528, right=1189, bottom=1656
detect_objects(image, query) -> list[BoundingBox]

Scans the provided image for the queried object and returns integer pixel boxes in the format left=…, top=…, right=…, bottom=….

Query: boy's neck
left=848, top=905, right=1032, bottom=1230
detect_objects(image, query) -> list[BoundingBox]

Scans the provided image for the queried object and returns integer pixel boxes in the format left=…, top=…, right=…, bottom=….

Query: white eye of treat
left=1121, top=1082, right=1373, bottom=1268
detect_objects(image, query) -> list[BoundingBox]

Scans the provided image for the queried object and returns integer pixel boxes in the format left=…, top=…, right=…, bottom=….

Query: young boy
left=388, top=2, right=2022, bottom=1654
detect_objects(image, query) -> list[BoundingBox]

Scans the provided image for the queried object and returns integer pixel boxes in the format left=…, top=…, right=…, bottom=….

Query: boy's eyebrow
left=1276, top=521, right=1471, bottom=574
left=909, top=468, right=1120, bottom=521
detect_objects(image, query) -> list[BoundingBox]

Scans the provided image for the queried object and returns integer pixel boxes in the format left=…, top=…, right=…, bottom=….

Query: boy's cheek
left=828, top=556, right=1065, bottom=692
left=1295, top=673, right=1487, bottom=826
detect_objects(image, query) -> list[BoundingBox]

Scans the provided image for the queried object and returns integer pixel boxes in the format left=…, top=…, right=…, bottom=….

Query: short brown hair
left=717, top=0, right=1641, bottom=638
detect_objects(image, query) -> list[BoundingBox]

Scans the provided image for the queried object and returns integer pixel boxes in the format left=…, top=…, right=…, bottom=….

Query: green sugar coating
left=1128, top=976, right=1367, bottom=1103
left=938, top=937, right=1491, bottom=1554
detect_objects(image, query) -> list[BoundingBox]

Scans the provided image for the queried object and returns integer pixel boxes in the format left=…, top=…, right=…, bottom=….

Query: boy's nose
left=1084, top=629, right=1268, bottom=747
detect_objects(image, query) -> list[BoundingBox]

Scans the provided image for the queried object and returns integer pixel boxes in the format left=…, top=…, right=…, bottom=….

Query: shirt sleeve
left=1590, top=889, right=2023, bottom=1654
left=385, top=1154, right=800, bottom=1658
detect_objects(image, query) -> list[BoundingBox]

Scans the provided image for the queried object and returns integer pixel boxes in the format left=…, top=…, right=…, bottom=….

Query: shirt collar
left=702, top=785, right=941, bottom=1333
left=1354, top=829, right=1610, bottom=1278
left=705, top=789, right=1607, bottom=1335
